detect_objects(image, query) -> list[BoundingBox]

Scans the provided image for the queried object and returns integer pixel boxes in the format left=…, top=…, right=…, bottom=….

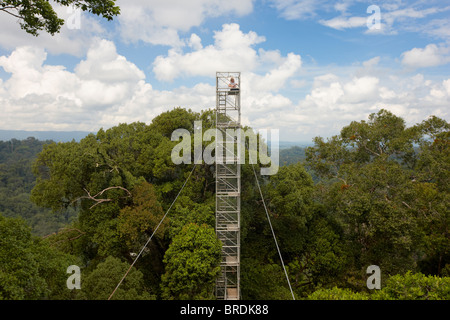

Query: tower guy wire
left=248, top=150, right=296, bottom=300
left=108, top=163, right=197, bottom=300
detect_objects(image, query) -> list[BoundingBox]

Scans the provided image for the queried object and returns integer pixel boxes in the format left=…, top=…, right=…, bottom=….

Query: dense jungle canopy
left=0, top=107, right=449, bottom=300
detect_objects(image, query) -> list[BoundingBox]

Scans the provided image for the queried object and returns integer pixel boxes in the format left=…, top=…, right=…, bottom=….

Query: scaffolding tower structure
left=215, top=72, right=241, bottom=300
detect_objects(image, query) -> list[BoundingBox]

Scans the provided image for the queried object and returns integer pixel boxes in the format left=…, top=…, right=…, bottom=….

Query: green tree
left=0, top=137, right=75, bottom=236
left=77, top=256, right=153, bottom=300
left=286, top=209, right=349, bottom=297
left=241, top=258, right=293, bottom=299
left=30, top=109, right=220, bottom=299
left=117, top=181, right=165, bottom=250
left=0, top=214, right=77, bottom=299
left=307, top=272, right=450, bottom=300
left=305, top=109, right=449, bottom=282
left=161, top=223, right=221, bottom=300
left=413, top=116, right=450, bottom=275
left=0, top=0, right=120, bottom=36
left=167, top=196, right=215, bottom=239
left=307, top=286, right=369, bottom=300
left=372, top=271, right=450, bottom=300
left=240, top=162, right=344, bottom=299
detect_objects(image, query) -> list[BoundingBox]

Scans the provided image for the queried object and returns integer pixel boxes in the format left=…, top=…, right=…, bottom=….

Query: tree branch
left=363, top=144, right=381, bottom=157
left=402, top=201, right=412, bottom=209
left=46, top=227, right=86, bottom=247
left=74, top=186, right=132, bottom=209
left=0, top=6, right=22, bottom=19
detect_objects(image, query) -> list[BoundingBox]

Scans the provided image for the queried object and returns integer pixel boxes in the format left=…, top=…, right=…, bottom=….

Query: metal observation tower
left=215, top=72, right=241, bottom=300
left=109, top=72, right=295, bottom=301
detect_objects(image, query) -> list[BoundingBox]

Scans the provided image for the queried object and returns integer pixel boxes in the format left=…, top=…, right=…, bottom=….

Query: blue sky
left=0, top=0, right=449, bottom=142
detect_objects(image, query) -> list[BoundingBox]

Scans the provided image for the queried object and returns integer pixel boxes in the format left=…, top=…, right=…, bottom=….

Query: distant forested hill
left=279, top=146, right=306, bottom=165
left=0, top=130, right=92, bottom=142
left=0, top=138, right=76, bottom=236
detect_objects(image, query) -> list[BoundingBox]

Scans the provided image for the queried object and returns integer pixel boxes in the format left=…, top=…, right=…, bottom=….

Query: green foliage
left=149, top=107, right=198, bottom=139
left=241, top=258, right=293, bottom=299
left=267, top=162, right=314, bottom=219
left=117, top=181, right=165, bottom=247
left=0, top=214, right=77, bottom=300
left=2, top=107, right=448, bottom=300
left=308, top=272, right=450, bottom=300
left=0, top=0, right=120, bottom=36
left=372, top=272, right=450, bottom=300
left=0, top=137, right=76, bottom=236
left=307, top=286, right=369, bottom=300
left=279, top=146, right=306, bottom=166
left=290, top=210, right=349, bottom=295
left=27, top=108, right=221, bottom=299
left=260, top=163, right=312, bottom=258
left=77, top=256, right=153, bottom=300
left=161, top=223, right=221, bottom=300
left=167, top=196, right=215, bottom=239
left=305, top=109, right=449, bottom=282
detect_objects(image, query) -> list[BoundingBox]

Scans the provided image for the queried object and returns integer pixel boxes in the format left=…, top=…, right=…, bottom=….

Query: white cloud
left=443, top=79, right=450, bottom=96
left=0, top=23, right=305, bottom=136
left=401, top=44, right=450, bottom=68
left=422, top=19, right=450, bottom=40
left=280, top=66, right=450, bottom=140
left=342, top=76, right=379, bottom=103
left=319, top=16, right=367, bottom=30
left=312, top=2, right=450, bottom=40
left=151, top=23, right=303, bottom=123
left=0, top=46, right=77, bottom=99
left=0, top=40, right=148, bottom=130
left=0, top=14, right=448, bottom=144
left=188, top=34, right=203, bottom=51
left=0, top=39, right=221, bottom=131
left=379, top=86, right=396, bottom=100
left=0, top=3, right=106, bottom=57
left=270, top=0, right=328, bottom=20
left=75, top=39, right=145, bottom=83
left=0, top=0, right=255, bottom=52
left=152, top=24, right=267, bottom=81
left=115, top=0, right=254, bottom=46
left=362, top=56, right=380, bottom=68
left=245, top=53, right=302, bottom=92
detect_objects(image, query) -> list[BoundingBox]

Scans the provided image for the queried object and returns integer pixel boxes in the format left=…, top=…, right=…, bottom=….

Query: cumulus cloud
left=362, top=56, right=380, bottom=68
left=401, top=44, right=450, bottom=68
left=0, top=19, right=448, bottom=143
left=75, top=40, right=145, bottom=83
left=115, top=0, right=254, bottom=46
left=0, top=27, right=304, bottom=136
left=0, top=0, right=255, bottom=54
left=151, top=23, right=304, bottom=127
left=245, top=53, right=302, bottom=93
left=0, top=38, right=222, bottom=131
left=0, top=41, right=139, bottom=130
left=151, top=23, right=303, bottom=96
left=152, top=24, right=267, bottom=81
left=279, top=67, right=450, bottom=140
